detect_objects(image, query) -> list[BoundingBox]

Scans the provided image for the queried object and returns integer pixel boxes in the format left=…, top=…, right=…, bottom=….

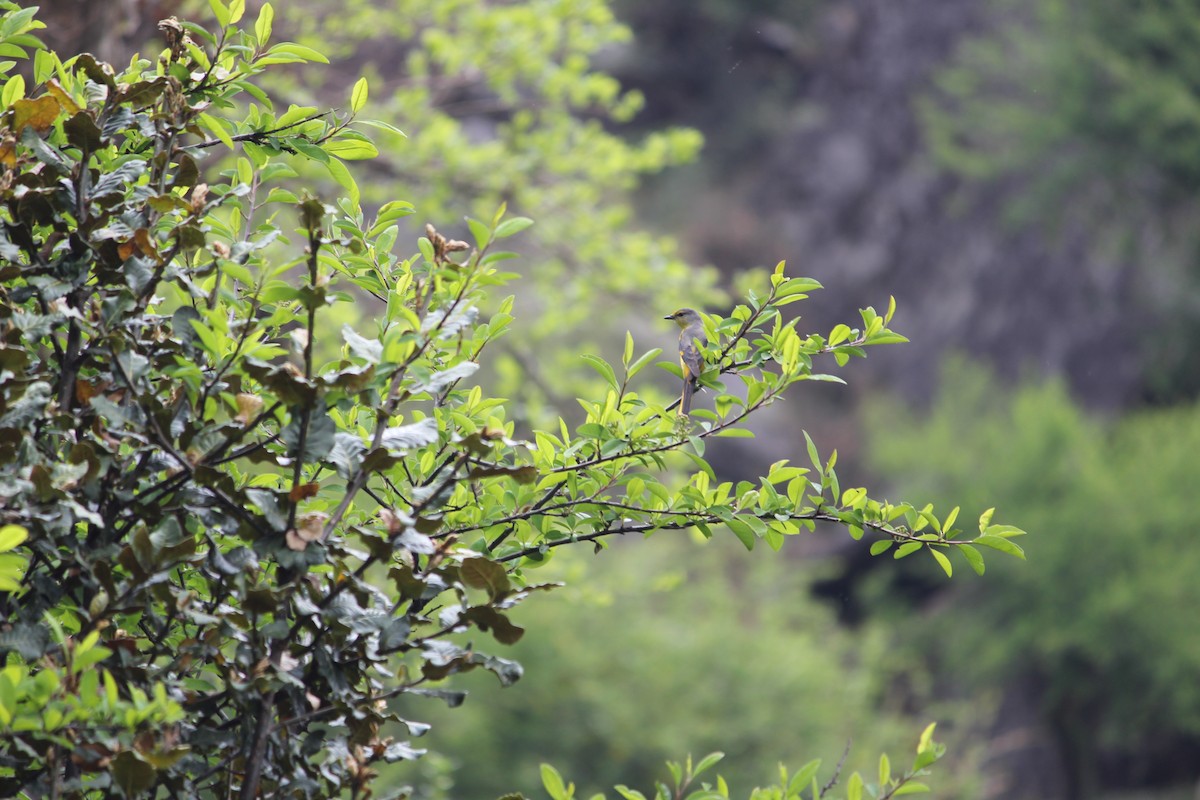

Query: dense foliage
left=400, top=536, right=960, bottom=799
left=867, top=363, right=1200, bottom=797
left=0, top=3, right=1025, bottom=797
left=270, top=0, right=723, bottom=420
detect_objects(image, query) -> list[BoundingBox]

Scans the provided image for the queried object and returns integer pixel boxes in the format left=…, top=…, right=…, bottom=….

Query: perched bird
left=664, top=308, right=707, bottom=415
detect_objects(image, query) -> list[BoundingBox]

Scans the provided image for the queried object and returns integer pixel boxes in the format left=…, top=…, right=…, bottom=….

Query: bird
left=664, top=308, right=707, bottom=415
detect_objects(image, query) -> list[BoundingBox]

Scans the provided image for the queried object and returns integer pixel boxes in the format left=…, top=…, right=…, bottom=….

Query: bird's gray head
left=664, top=308, right=702, bottom=328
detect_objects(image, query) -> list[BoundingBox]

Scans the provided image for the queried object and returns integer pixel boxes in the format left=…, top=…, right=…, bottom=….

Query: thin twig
left=818, top=740, right=852, bottom=799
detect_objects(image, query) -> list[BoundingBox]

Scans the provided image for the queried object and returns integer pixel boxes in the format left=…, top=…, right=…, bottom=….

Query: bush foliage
left=0, top=3, right=1024, bottom=797
left=867, top=363, right=1200, bottom=796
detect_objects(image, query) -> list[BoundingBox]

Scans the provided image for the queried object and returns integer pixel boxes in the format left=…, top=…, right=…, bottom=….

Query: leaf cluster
left=272, top=0, right=722, bottom=419
left=534, top=724, right=945, bottom=800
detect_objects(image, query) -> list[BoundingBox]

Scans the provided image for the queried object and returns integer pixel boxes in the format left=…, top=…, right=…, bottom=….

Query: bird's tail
left=681, top=378, right=695, bottom=415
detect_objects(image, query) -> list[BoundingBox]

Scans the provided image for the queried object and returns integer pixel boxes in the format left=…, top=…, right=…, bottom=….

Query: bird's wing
left=679, top=325, right=707, bottom=379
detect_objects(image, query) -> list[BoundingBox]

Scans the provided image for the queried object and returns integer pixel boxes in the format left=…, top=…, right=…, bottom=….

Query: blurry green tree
left=0, top=3, right=1024, bottom=798
left=867, top=362, right=1200, bottom=798
left=266, top=0, right=723, bottom=421
left=921, top=0, right=1200, bottom=402
left=399, top=535, right=997, bottom=799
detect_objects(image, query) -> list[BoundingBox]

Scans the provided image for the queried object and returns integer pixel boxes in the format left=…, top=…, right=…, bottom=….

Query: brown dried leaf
left=46, top=80, right=81, bottom=116
left=133, top=228, right=162, bottom=263
left=380, top=508, right=403, bottom=535
left=288, top=482, right=320, bottom=502
left=12, top=96, right=61, bottom=135
left=285, top=512, right=329, bottom=551
left=75, top=379, right=102, bottom=404
left=234, top=392, right=263, bottom=425
left=190, top=182, right=208, bottom=211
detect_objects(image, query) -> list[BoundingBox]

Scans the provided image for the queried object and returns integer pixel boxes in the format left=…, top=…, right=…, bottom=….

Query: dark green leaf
left=381, top=418, right=439, bottom=454
left=460, top=557, right=511, bottom=599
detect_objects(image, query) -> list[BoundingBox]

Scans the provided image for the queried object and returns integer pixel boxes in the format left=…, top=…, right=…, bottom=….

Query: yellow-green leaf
left=197, top=112, right=234, bottom=150
left=254, top=2, right=274, bottom=44
left=930, top=548, right=952, bottom=578
left=0, top=525, right=27, bottom=552
left=350, top=77, right=368, bottom=113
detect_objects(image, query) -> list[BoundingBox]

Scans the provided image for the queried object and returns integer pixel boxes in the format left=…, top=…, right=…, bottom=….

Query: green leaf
left=841, top=487, right=867, bottom=507
left=788, top=759, right=821, bottom=794
left=894, top=541, right=923, bottom=559
left=580, top=354, right=618, bottom=391
left=0, top=525, right=27, bottom=553
left=342, top=325, right=382, bottom=364
left=208, top=0, right=230, bottom=27
left=381, top=418, right=438, bottom=453
left=188, top=319, right=220, bottom=355
left=254, top=2, right=273, bottom=44
left=983, top=523, right=1026, bottom=538
left=495, top=217, right=534, bottom=238
left=869, top=540, right=893, bottom=556
left=929, top=548, right=952, bottom=578
left=74, top=642, right=112, bottom=674
left=847, top=771, right=863, bottom=800
left=112, top=752, right=156, bottom=797
left=460, top=557, right=511, bottom=599
left=197, top=112, right=234, bottom=149
left=350, top=76, right=368, bottom=113
left=369, top=200, right=415, bottom=235
left=778, top=276, right=823, bottom=296
left=879, top=752, right=891, bottom=787
left=627, top=347, right=662, bottom=379
left=264, top=42, right=330, bottom=64
left=541, top=764, right=570, bottom=800
left=325, top=157, right=359, bottom=207
left=355, top=118, right=407, bottom=137
left=956, top=543, right=985, bottom=575
left=974, top=534, right=1025, bottom=559
left=893, top=783, right=931, bottom=796
left=467, top=217, right=490, bottom=249
left=918, top=722, right=937, bottom=752
left=1, top=74, right=24, bottom=108
left=942, top=505, right=960, bottom=532
left=693, top=752, right=724, bottom=777
left=727, top=518, right=756, bottom=551
left=614, top=788, right=647, bottom=800
left=866, top=331, right=909, bottom=345
left=803, top=430, right=821, bottom=472
left=324, top=137, right=378, bottom=160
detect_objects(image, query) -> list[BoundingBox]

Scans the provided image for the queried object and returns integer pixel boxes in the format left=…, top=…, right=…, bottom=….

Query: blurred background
left=39, top=0, right=1200, bottom=797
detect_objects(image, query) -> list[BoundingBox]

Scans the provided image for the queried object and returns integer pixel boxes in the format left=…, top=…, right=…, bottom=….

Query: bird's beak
left=663, top=315, right=672, bottom=320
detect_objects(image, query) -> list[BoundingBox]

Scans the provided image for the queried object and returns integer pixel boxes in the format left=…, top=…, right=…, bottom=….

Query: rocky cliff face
left=618, top=0, right=1144, bottom=411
